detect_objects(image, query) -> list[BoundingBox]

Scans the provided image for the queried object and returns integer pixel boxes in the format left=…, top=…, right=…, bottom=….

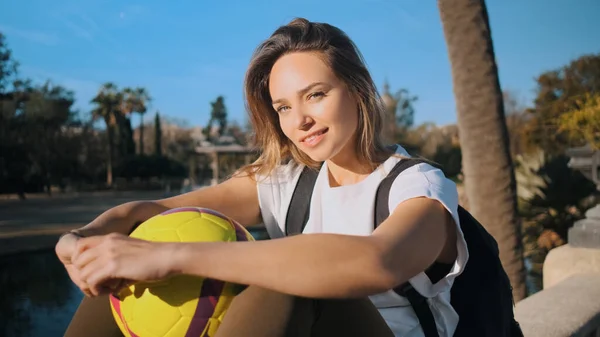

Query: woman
left=56, top=18, right=468, bottom=337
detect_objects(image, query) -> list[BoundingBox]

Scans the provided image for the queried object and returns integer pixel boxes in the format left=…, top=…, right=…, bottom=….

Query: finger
left=89, top=266, right=117, bottom=297
left=110, top=279, right=134, bottom=297
left=77, top=278, right=94, bottom=298
left=80, top=284, right=94, bottom=297
left=66, top=266, right=94, bottom=297
left=72, top=244, right=100, bottom=270
left=74, top=236, right=106, bottom=255
left=81, top=259, right=115, bottom=297
left=68, top=274, right=92, bottom=297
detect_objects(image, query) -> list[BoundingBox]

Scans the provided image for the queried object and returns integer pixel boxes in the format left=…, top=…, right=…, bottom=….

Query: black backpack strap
left=396, top=283, right=440, bottom=337
left=285, top=165, right=320, bottom=236
left=374, top=158, right=440, bottom=337
left=264, top=214, right=285, bottom=239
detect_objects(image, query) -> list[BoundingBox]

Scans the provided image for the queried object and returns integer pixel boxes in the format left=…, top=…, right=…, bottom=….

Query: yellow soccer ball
left=109, top=207, right=254, bottom=337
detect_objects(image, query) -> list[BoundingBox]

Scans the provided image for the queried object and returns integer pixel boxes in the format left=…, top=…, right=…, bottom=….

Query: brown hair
left=240, top=18, right=393, bottom=179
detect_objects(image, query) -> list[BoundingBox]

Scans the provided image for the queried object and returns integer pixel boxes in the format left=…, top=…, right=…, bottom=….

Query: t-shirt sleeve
left=387, top=162, right=469, bottom=298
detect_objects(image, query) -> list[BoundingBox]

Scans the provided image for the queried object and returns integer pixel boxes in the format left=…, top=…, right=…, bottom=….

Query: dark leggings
left=64, top=286, right=395, bottom=337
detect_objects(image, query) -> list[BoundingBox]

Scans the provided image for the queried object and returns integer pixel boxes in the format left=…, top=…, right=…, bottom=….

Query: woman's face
left=269, top=52, right=359, bottom=163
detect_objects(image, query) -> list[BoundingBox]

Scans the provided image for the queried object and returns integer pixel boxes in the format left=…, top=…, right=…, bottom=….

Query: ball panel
left=244, top=230, right=255, bottom=242
left=132, top=227, right=183, bottom=243
left=163, top=317, right=193, bottom=337
left=130, top=286, right=183, bottom=337
left=211, top=282, right=240, bottom=320
left=186, top=278, right=224, bottom=336
left=176, top=219, right=231, bottom=243
left=142, top=211, right=202, bottom=231
left=141, top=276, right=205, bottom=316
left=119, top=290, right=136, bottom=326
left=110, top=295, right=138, bottom=337
left=162, top=207, right=204, bottom=215
left=229, top=220, right=254, bottom=243
left=206, top=318, right=222, bottom=337
left=194, top=207, right=229, bottom=219
left=198, top=213, right=234, bottom=233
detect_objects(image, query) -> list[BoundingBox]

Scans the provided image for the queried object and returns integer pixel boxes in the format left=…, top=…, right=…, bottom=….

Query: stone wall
left=515, top=244, right=600, bottom=337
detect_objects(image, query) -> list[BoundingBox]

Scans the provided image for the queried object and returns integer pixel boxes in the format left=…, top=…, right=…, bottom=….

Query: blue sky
left=1, top=0, right=599, bottom=128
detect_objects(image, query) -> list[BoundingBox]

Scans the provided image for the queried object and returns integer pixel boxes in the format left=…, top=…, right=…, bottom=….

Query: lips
left=300, top=128, right=329, bottom=143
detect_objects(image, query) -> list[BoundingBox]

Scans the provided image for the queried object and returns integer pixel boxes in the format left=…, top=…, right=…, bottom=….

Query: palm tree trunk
left=139, top=114, right=144, bottom=155
left=438, top=0, right=526, bottom=301
left=106, top=125, right=114, bottom=186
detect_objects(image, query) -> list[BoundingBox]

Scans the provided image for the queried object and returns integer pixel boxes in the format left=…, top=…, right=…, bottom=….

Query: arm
left=73, top=172, right=261, bottom=238
left=63, top=172, right=261, bottom=296
left=170, top=197, right=457, bottom=299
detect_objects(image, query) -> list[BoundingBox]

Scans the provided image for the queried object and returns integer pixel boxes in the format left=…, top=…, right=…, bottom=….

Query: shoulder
left=255, top=160, right=306, bottom=234
left=255, top=160, right=305, bottom=214
left=384, top=144, right=459, bottom=226
left=388, top=159, right=459, bottom=224
left=255, top=160, right=305, bottom=187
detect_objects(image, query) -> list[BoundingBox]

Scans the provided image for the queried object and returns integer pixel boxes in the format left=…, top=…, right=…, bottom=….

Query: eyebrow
left=271, top=82, right=328, bottom=106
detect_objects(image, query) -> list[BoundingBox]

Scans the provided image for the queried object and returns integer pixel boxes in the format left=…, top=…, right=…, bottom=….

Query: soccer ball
left=109, top=207, right=254, bottom=337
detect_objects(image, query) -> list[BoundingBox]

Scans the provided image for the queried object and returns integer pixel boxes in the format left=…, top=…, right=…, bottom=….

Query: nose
left=292, top=106, right=314, bottom=131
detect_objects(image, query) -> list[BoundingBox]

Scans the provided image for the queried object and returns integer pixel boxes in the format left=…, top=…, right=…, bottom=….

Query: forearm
left=171, top=234, right=395, bottom=299
left=77, top=201, right=169, bottom=236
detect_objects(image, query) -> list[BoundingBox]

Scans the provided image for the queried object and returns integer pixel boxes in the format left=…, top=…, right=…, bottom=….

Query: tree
left=115, top=112, right=136, bottom=161
left=134, top=87, right=151, bottom=154
left=557, top=93, right=600, bottom=149
left=515, top=149, right=596, bottom=292
left=203, top=96, right=228, bottom=142
left=524, top=54, right=600, bottom=155
left=228, top=120, right=249, bottom=146
left=0, top=33, right=18, bottom=95
left=154, top=111, right=162, bottom=156
left=21, top=81, right=79, bottom=192
left=503, top=91, right=530, bottom=158
left=0, top=79, right=81, bottom=195
left=123, top=87, right=152, bottom=154
left=438, top=0, right=526, bottom=300
left=395, top=88, right=417, bottom=129
left=91, top=82, right=123, bottom=186
left=381, top=81, right=417, bottom=144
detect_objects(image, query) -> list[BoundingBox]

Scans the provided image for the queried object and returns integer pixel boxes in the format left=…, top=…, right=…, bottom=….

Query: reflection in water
left=0, top=250, right=83, bottom=337
left=0, top=227, right=269, bottom=337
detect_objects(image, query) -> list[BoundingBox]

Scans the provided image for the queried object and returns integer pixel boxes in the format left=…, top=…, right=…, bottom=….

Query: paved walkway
left=0, top=191, right=170, bottom=256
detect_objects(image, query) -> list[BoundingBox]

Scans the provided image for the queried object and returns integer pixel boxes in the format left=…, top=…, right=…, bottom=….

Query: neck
left=326, top=150, right=374, bottom=187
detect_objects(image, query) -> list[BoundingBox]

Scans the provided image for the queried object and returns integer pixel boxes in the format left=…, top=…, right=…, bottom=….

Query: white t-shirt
left=256, top=145, right=469, bottom=337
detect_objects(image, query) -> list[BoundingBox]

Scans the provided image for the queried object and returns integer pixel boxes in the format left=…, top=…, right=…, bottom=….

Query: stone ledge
left=544, top=244, right=600, bottom=289
left=515, top=274, right=600, bottom=337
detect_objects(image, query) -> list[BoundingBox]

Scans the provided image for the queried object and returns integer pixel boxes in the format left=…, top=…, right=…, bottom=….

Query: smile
left=300, top=128, right=329, bottom=147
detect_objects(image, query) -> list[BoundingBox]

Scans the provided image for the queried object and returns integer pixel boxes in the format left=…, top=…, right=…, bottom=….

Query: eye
left=275, top=105, right=290, bottom=113
left=307, top=91, right=325, bottom=100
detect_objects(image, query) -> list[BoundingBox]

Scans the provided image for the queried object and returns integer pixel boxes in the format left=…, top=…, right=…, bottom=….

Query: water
left=0, top=227, right=269, bottom=337
left=0, top=250, right=83, bottom=337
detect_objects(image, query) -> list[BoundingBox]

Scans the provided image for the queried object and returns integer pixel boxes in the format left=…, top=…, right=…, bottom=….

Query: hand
left=72, top=233, right=175, bottom=297
left=56, top=232, right=94, bottom=297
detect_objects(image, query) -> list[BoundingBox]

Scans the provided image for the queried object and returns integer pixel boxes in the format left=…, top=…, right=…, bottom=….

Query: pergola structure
left=190, top=144, right=257, bottom=185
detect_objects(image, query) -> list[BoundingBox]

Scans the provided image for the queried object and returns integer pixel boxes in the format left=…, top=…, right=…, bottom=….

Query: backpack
left=264, top=158, right=524, bottom=337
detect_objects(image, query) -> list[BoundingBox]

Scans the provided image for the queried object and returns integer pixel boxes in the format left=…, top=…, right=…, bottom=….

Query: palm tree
left=122, top=87, right=151, bottom=155
left=438, top=0, right=526, bottom=300
left=91, top=82, right=123, bottom=186
left=134, top=87, right=151, bottom=155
